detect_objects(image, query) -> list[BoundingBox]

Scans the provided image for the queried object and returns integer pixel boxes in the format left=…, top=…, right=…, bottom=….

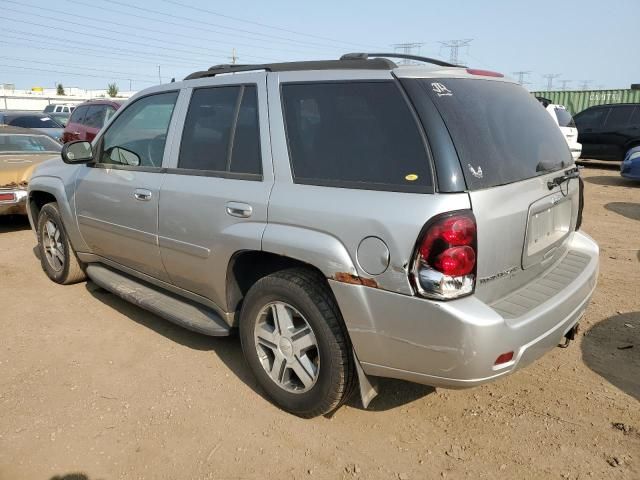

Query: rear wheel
left=239, top=268, right=355, bottom=418
left=37, top=202, right=86, bottom=285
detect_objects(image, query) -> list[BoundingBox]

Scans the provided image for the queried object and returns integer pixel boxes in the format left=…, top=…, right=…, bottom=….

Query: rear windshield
left=554, top=107, right=575, bottom=128
left=410, top=79, right=572, bottom=190
left=0, top=134, right=61, bottom=153
left=8, top=115, right=62, bottom=129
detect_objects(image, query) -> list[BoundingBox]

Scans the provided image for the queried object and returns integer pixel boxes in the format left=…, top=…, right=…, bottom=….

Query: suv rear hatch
left=402, top=76, right=579, bottom=304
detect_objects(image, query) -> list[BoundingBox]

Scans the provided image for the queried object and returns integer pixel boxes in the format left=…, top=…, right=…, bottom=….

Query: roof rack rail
left=340, top=52, right=460, bottom=68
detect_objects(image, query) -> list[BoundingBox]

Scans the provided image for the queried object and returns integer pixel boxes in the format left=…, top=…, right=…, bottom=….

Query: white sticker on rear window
left=431, top=82, right=452, bottom=97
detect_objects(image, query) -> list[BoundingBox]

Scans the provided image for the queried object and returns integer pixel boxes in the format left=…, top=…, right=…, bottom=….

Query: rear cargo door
left=405, top=77, right=579, bottom=304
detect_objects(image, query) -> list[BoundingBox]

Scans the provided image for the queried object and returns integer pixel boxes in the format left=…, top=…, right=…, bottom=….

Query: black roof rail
left=340, top=52, right=460, bottom=68
left=184, top=57, right=396, bottom=80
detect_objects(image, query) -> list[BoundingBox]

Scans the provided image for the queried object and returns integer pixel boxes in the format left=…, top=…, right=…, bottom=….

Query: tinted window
left=413, top=79, right=571, bottom=190
left=43, top=105, right=55, bottom=113
left=282, top=81, right=431, bottom=191
left=100, top=91, right=178, bottom=168
left=69, top=106, right=88, bottom=124
left=179, top=85, right=261, bottom=175
left=604, top=105, right=635, bottom=129
left=230, top=86, right=261, bottom=174
left=554, top=107, right=575, bottom=128
left=84, top=105, right=107, bottom=129
left=8, top=115, right=62, bottom=129
left=0, top=134, right=61, bottom=153
left=630, top=107, right=640, bottom=126
left=575, top=108, right=608, bottom=129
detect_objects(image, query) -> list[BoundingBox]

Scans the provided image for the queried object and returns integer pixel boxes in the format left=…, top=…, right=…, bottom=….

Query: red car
left=61, top=99, right=123, bottom=144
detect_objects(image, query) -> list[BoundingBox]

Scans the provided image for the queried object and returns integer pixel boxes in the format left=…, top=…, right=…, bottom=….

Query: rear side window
left=69, top=106, right=88, bottom=124
left=281, top=81, right=432, bottom=192
left=411, top=79, right=571, bottom=190
left=178, top=85, right=262, bottom=176
left=604, top=105, right=635, bottom=129
left=554, top=107, right=575, bottom=128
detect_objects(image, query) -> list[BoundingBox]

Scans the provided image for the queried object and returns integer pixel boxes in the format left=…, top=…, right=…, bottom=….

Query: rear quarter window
left=281, top=81, right=433, bottom=192
left=554, top=107, right=575, bottom=128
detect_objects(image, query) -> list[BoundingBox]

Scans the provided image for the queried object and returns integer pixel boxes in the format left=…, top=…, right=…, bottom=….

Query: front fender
left=28, top=172, right=89, bottom=253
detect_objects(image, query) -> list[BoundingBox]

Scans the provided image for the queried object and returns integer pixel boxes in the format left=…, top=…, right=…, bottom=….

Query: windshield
left=408, top=78, right=572, bottom=190
left=8, top=115, right=62, bottom=129
left=0, top=134, right=62, bottom=153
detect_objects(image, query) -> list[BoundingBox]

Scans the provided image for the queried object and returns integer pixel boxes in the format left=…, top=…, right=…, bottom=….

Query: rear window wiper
left=547, top=167, right=579, bottom=190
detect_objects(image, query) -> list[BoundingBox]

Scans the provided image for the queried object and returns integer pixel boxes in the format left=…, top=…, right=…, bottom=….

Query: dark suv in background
left=61, top=99, right=123, bottom=144
left=574, top=103, right=640, bottom=160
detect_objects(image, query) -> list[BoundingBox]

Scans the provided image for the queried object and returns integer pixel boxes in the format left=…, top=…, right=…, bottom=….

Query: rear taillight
left=466, top=68, right=504, bottom=78
left=411, top=210, right=477, bottom=300
left=0, top=192, right=16, bottom=202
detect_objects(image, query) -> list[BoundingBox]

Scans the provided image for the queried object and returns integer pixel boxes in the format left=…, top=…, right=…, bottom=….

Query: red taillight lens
left=412, top=211, right=477, bottom=300
left=466, top=68, right=504, bottom=78
left=434, top=246, right=476, bottom=276
left=0, top=193, right=16, bottom=202
left=494, top=351, right=514, bottom=365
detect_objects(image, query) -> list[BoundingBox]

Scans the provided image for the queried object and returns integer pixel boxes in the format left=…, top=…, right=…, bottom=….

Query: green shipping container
left=531, top=89, right=640, bottom=115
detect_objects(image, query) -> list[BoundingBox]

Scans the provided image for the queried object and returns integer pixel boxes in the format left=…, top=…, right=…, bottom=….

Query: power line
left=0, top=0, right=331, bottom=57
left=159, top=0, right=380, bottom=50
left=1, top=30, right=212, bottom=68
left=1, top=12, right=274, bottom=62
left=579, top=80, right=593, bottom=90
left=542, top=73, right=561, bottom=90
left=560, top=79, right=572, bottom=91
left=512, top=71, right=532, bottom=85
left=439, top=39, right=473, bottom=65
left=0, top=35, right=201, bottom=69
left=0, top=63, right=156, bottom=83
left=0, top=55, right=158, bottom=79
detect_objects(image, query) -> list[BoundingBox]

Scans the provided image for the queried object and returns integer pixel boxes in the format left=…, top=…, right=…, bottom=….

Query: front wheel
left=37, top=202, right=86, bottom=285
left=239, top=268, right=355, bottom=418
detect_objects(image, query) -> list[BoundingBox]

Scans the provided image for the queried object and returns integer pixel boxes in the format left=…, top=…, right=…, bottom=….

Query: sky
left=0, top=0, right=638, bottom=92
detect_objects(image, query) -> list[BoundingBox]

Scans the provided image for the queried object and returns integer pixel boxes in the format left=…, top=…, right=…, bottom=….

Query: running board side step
left=85, top=264, right=230, bottom=336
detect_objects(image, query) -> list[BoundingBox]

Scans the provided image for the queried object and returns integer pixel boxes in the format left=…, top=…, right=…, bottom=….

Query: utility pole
left=560, top=79, right=572, bottom=91
left=542, top=73, right=561, bottom=90
left=512, top=71, right=532, bottom=86
left=391, top=43, right=424, bottom=64
left=228, top=48, right=239, bottom=65
left=128, top=79, right=132, bottom=91
left=157, top=65, right=161, bottom=84
left=579, top=80, right=592, bottom=90
left=438, top=39, right=473, bottom=65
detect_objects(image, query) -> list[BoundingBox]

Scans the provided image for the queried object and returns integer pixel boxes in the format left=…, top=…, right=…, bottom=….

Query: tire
left=37, top=202, right=86, bottom=285
left=239, top=268, right=355, bottom=418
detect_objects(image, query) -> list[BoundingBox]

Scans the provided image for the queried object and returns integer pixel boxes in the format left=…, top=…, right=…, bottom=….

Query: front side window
left=281, top=81, right=432, bottom=192
left=69, top=106, right=88, bottom=125
left=178, top=85, right=261, bottom=175
left=84, top=105, right=108, bottom=129
left=99, top=91, right=178, bottom=168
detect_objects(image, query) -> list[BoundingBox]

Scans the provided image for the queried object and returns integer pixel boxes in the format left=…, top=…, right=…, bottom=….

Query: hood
left=0, top=153, right=60, bottom=188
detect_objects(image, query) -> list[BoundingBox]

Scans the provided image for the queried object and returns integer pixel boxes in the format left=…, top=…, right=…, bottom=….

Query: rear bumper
left=0, top=189, right=28, bottom=215
left=331, top=231, right=599, bottom=388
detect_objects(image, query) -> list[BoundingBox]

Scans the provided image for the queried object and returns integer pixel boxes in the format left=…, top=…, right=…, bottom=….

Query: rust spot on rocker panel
left=333, top=272, right=379, bottom=289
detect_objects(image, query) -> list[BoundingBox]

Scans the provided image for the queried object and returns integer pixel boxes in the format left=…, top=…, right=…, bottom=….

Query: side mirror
left=62, top=141, right=93, bottom=164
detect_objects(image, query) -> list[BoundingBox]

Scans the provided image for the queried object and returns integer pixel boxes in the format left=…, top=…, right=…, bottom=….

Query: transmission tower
left=512, top=71, right=532, bottom=86
left=438, top=39, right=473, bottom=65
left=542, top=73, right=561, bottom=90
left=391, top=43, right=424, bottom=64
left=579, top=80, right=592, bottom=90
left=560, top=79, right=572, bottom=91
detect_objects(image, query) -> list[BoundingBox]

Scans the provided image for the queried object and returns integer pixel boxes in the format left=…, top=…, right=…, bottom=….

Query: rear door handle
left=226, top=201, right=252, bottom=218
left=133, top=188, right=152, bottom=201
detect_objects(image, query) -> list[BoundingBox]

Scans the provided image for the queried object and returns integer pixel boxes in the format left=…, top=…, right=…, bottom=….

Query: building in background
left=0, top=84, right=136, bottom=111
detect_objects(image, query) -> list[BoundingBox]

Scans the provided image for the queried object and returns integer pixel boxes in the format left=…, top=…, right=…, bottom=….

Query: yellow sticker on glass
left=405, top=174, right=419, bottom=181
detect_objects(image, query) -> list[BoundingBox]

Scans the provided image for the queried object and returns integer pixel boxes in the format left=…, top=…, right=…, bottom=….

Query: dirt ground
left=0, top=164, right=638, bottom=480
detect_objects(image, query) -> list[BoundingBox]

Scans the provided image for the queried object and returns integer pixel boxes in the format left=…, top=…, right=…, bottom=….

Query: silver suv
left=27, top=54, right=599, bottom=417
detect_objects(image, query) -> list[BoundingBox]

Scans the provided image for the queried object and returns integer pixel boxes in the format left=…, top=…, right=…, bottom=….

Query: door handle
left=133, top=188, right=152, bottom=201
left=226, top=201, right=252, bottom=218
